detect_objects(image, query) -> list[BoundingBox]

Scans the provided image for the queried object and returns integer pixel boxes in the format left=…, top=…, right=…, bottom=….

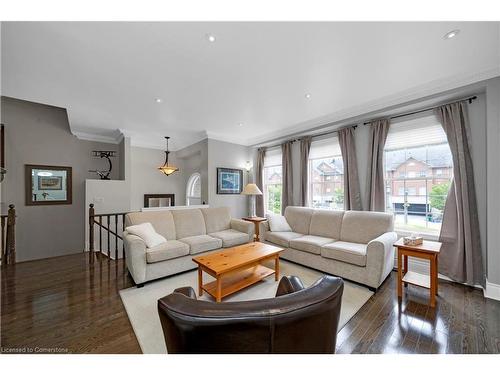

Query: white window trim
left=186, top=172, right=201, bottom=206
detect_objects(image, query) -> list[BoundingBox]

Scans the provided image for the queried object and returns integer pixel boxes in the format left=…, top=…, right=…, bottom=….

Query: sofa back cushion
left=171, top=209, right=207, bottom=239
left=309, top=210, right=344, bottom=239
left=201, top=207, right=231, bottom=233
left=284, top=206, right=314, bottom=234
left=125, top=211, right=176, bottom=240
left=340, top=211, right=394, bottom=244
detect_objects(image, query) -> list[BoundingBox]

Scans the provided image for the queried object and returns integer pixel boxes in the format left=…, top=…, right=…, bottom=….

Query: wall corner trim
left=484, top=280, right=500, bottom=301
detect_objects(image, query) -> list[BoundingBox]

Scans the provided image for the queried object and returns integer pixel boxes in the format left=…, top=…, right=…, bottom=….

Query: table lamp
left=241, top=183, right=263, bottom=218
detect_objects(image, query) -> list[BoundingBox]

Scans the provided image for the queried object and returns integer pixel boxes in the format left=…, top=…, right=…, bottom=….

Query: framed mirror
left=25, top=164, right=72, bottom=206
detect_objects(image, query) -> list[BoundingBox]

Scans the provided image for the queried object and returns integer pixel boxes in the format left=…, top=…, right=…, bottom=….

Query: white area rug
left=119, top=260, right=373, bottom=354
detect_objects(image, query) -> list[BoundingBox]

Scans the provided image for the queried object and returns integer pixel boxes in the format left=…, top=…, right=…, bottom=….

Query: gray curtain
left=281, top=141, right=294, bottom=214
left=366, top=119, right=390, bottom=211
left=255, top=147, right=266, bottom=217
left=338, top=127, right=362, bottom=210
left=435, top=102, right=484, bottom=286
left=299, top=136, right=312, bottom=206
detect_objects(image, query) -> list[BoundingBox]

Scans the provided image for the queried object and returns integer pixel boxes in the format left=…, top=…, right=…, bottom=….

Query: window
left=263, top=148, right=282, bottom=215
left=384, top=114, right=453, bottom=235
left=186, top=173, right=201, bottom=206
left=308, top=136, right=344, bottom=210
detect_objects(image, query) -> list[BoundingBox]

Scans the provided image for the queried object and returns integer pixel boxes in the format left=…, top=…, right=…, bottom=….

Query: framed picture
left=25, top=164, right=72, bottom=206
left=217, top=167, right=243, bottom=194
left=38, top=176, right=63, bottom=190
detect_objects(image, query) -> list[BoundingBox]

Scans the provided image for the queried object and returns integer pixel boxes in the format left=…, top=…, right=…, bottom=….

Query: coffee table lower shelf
left=202, top=264, right=274, bottom=301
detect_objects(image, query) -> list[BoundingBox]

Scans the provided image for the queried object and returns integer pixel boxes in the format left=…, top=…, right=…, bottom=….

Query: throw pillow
left=266, top=214, right=292, bottom=232
left=125, top=222, right=167, bottom=248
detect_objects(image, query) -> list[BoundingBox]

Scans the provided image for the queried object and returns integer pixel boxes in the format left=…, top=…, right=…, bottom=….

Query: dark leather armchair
left=157, top=275, right=344, bottom=353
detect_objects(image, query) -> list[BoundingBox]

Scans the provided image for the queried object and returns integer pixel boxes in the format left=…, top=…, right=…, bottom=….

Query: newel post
left=89, top=203, right=95, bottom=263
left=6, top=204, right=16, bottom=265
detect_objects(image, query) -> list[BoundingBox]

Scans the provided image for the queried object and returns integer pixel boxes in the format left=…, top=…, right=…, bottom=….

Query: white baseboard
left=485, top=280, right=500, bottom=301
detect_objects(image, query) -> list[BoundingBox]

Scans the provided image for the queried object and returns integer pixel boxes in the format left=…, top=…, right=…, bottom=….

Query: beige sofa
left=123, top=207, right=254, bottom=286
left=260, top=206, right=397, bottom=290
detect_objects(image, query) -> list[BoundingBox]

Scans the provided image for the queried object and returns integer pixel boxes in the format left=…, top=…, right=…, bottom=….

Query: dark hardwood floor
left=1, top=253, right=499, bottom=354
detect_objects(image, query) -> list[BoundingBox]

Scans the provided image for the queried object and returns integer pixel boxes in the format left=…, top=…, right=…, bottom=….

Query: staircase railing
left=88, top=203, right=131, bottom=263
left=1, top=204, right=16, bottom=265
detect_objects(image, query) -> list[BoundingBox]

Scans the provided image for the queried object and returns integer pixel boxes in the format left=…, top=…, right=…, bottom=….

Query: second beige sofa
left=260, top=206, right=397, bottom=290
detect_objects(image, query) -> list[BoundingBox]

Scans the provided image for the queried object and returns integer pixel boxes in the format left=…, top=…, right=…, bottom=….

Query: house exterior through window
left=308, top=136, right=344, bottom=210
left=384, top=114, right=453, bottom=235
left=263, top=148, right=282, bottom=215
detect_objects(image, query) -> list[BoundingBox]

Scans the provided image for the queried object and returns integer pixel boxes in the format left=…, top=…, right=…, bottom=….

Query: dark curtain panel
left=338, top=127, right=362, bottom=210
left=435, top=102, right=485, bottom=286
left=255, top=147, right=266, bottom=217
left=281, top=141, right=293, bottom=214
left=366, top=119, right=390, bottom=211
left=299, top=136, right=312, bottom=206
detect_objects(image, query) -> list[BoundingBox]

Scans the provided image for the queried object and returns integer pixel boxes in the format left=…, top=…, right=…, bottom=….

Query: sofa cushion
left=125, top=222, right=167, bottom=248
left=284, top=206, right=314, bottom=234
left=266, top=231, right=303, bottom=248
left=266, top=214, right=292, bottom=232
left=146, top=240, right=189, bottom=263
left=180, top=235, right=222, bottom=255
left=289, top=235, right=336, bottom=255
left=340, top=211, right=394, bottom=244
left=309, top=210, right=344, bottom=239
left=171, top=209, right=207, bottom=239
left=201, top=207, right=231, bottom=234
left=209, top=229, right=249, bottom=248
left=125, top=210, right=176, bottom=240
left=321, top=241, right=367, bottom=266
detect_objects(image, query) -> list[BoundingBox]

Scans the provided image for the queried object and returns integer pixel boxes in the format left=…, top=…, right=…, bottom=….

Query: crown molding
left=204, top=131, right=248, bottom=146
left=247, top=67, right=500, bottom=147
left=72, top=130, right=123, bottom=144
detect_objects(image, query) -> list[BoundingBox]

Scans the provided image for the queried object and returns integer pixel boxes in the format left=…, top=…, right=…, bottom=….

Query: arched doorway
left=186, top=173, right=201, bottom=206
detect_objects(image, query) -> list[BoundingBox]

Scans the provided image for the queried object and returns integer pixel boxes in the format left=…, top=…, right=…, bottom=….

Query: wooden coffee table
left=192, top=242, right=283, bottom=302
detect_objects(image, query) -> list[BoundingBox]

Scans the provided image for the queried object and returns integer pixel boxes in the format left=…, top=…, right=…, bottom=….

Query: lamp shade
left=241, top=183, right=263, bottom=195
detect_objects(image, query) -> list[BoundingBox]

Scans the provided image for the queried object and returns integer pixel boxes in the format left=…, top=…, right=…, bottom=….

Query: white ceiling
left=1, top=22, right=499, bottom=150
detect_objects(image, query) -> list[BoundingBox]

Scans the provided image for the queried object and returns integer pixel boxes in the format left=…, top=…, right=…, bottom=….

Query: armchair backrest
left=157, top=275, right=344, bottom=353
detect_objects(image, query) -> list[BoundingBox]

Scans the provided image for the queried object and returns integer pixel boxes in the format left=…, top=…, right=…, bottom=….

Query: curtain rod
left=258, top=123, right=358, bottom=150
left=363, top=95, right=478, bottom=126
left=257, top=94, right=478, bottom=149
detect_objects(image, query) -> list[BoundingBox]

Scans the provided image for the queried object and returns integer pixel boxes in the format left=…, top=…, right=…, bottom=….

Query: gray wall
left=207, top=139, right=251, bottom=218
left=129, top=146, right=185, bottom=210
left=1, top=96, right=120, bottom=262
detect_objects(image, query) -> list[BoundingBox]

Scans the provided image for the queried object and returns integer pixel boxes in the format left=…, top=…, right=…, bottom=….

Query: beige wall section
left=1, top=96, right=120, bottom=262
left=207, top=139, right=251, bottom=218
left=177, top=138, right=209, bottom=205
left=129, top=146, right=185, bottom=210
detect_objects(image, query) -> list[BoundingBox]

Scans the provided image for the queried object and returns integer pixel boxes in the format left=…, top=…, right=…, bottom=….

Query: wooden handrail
left=88, top=204, right=134, bottom=263
left=1, top=204, right=16, bottom=265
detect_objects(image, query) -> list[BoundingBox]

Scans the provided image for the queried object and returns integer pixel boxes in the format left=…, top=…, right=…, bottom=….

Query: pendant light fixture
left=158, top=136, right=179, bottom=176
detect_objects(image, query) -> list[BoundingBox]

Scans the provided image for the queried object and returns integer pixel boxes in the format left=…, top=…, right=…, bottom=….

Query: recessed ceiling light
left=444, top=29, right=460, bottom=40
left=155, top=98, right=163, bottom=103
left=305, top=93, right=311, bottom=99
left=238, top=123, right=243, bottom=127
left=206, top=34, right=216, bottom=43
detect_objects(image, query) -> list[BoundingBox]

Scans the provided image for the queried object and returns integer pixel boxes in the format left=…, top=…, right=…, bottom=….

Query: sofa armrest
left=367, top=232, right=398, bottom=281
left=123, top=231, right=148, bottom=284
left=259, top=220, right=270, bottom=241
left=230, top=218, right=255, bottom=242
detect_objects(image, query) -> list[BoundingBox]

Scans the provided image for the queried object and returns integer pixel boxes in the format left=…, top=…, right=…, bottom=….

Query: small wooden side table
left=242, top=216, right=267, bottom=241
left=394, top=238, right=442, bottom=307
